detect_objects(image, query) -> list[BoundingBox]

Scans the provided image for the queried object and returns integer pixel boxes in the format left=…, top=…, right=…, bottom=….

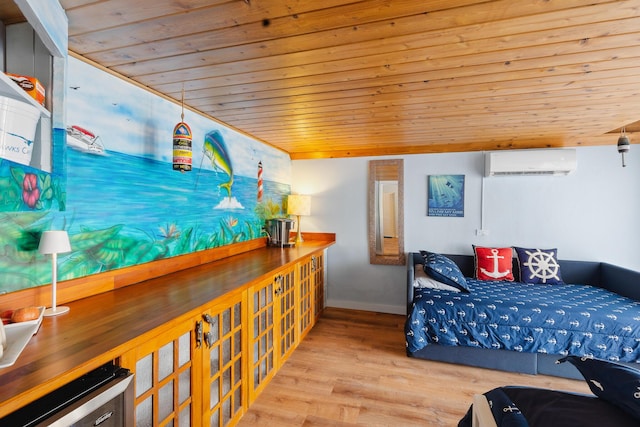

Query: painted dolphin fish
left=203, top=130, right=233, bottom=197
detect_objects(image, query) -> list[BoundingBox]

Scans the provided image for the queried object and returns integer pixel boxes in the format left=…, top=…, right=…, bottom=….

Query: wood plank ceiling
left=16, top=1, right=640, bottom=158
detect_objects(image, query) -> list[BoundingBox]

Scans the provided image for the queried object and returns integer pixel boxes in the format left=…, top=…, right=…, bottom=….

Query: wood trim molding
left=290, top=232, right=336, bottom=242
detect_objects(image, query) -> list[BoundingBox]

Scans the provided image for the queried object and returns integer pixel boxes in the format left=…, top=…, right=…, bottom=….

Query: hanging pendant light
left=172, top=86, right=192, bottom=172
left=617, top=127, right=630, bottom=167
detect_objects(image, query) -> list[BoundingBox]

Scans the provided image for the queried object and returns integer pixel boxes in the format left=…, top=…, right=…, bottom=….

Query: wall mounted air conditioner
left=484, top=148, right=577, bottom=177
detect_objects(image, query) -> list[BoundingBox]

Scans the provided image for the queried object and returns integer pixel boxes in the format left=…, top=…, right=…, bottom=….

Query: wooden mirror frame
left=368, top=159, right=405, bottom=265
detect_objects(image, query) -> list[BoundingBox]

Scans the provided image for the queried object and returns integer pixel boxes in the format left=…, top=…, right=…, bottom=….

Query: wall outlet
left=476, top=229, right=489, bottom=236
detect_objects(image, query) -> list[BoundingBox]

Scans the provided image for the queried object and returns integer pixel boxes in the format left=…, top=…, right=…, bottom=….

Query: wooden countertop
left=0, top=239, right=333, bottom=418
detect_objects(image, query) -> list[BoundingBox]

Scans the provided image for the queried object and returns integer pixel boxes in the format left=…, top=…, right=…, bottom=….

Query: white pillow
left=414, top=264, right=461, bottom=292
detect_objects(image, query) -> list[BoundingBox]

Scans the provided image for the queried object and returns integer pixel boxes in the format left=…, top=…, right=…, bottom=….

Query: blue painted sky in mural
left=66, top=56, right=291, bottom=184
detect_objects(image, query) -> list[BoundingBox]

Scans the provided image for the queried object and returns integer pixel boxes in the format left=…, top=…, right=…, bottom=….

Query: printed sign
left=427, top=174, right=465, bottom=217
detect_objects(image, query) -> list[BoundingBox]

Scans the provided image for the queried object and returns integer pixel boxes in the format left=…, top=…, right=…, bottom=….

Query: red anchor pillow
left=473, top=246, right=514, bottom=281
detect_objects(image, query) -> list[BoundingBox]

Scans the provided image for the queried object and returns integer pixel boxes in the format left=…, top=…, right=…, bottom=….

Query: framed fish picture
left=427, top=174, right=465, bottom=217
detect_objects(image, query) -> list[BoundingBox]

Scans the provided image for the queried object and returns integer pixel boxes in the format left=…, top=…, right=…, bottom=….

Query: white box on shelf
left=0, top=95, right=40, bottom=166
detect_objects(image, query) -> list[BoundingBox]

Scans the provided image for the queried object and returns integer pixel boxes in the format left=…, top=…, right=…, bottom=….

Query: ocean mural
left=0, top=56, right=291, bottom=294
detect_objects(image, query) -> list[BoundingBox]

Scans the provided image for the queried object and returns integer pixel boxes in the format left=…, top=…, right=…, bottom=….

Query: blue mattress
left=405, top=279, right=640, bottom=363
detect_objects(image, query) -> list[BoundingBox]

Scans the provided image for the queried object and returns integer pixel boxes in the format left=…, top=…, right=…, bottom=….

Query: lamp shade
left=38, top=230, right=72, bottom=255
left=287, top=194, right=311, bottom=216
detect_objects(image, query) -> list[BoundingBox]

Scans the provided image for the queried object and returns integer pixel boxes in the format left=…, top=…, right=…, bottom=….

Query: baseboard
left=326, top=299, right=405, bottom=315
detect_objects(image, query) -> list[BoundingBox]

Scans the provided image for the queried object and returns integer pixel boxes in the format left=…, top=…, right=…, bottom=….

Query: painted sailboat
left=66, top=125, right=105, bottom=155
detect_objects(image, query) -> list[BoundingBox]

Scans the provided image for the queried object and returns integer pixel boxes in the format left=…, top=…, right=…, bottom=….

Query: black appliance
left=0, top=362, right=133, bottom=427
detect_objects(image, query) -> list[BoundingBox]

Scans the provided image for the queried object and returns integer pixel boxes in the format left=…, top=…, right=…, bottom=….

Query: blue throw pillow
left=558, top=356, right=640, bottom=421
left=514, top=247, right=564, bottom=284
left=419, top=251, right=469, bottom=293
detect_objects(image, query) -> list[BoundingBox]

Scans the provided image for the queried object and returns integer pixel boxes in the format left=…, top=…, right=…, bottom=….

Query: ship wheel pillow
left=473, top=246, right=514, bottom=281
left=514, top=247, right=565, bottom=285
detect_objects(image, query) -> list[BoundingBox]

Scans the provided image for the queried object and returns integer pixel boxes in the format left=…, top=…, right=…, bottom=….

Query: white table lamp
left=287, top=194, right=311, bottom=245
left=39, top=230, right=72, bottom=316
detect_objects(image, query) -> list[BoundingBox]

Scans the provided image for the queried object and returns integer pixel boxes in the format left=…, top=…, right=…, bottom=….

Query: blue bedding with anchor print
left=405, top=279, right=640, bottom=363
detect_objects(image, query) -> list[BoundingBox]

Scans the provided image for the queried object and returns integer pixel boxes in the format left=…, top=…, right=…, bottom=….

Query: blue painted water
left=64, top=148, right=289, bottom=240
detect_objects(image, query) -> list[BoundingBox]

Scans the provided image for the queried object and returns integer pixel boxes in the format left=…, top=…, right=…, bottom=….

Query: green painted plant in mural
left=62, top=218, right=266, bottom=278
left=0, top=166, right=65, bottom=212
left=0, top=210, right=269, bottom=294
left=0, top=212, right=52, bottom=292
left=254, top=198, right=284, bottom=221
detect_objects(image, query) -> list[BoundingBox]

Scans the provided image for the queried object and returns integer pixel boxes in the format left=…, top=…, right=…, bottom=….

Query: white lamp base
left=44, top=306, right=70, bottom=317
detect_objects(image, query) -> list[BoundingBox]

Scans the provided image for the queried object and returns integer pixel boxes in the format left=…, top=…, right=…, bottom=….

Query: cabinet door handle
left=204, top=331, right=214, bottom=348
left=202, top=313, right=214, bottom=325
left=274, top=274, right=284, bottom=296
left=195, top=320, right=203, bottom=348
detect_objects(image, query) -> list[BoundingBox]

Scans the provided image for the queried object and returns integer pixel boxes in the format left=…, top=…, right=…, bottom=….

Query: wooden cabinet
left=85, top=250, right=326, bottom=425
left=247, top=274, right=275, bottom=403
left=120, top=290, right=246, bottom=427
left=119, top=315, right=197, bottom=426
left=298, top=250, right=325, bottom=339
left=0, top=239, right=335, bottom=424
left=119, top=249, right=328, bottom=426
left=298, top=255, right=314, bottom=340
left=246, top=250, right=327, bottom=404
left=312, top=251, right=326, bottom=322
left=3, top=250, right=323, bottom=425
left=277, top=266, right=297, bottom=362
left=201, top=291, right=246, bottom=427
left=247, top=266, right=297, bottom=403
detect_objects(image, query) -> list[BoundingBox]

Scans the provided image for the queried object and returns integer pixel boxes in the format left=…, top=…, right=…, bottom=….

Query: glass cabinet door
left=201, top=292, right=245, bottom=427
left=298, top=257, right=314, bottom=339
left=247, top=276, right=276, bottom=403
left=123, top=320, right=195, bottom=427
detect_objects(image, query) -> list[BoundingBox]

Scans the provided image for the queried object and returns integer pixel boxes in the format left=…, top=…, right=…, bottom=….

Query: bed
left=458, top=356, right=640, bottom=427
left=405, top=249, right=640, bottom=379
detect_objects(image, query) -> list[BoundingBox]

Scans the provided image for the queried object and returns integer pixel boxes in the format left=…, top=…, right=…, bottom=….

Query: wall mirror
left=368, top=159, right=405, bottom=265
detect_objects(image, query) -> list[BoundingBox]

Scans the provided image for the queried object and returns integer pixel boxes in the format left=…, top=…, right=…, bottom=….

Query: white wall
left=292, top=145, right=640, bottom=314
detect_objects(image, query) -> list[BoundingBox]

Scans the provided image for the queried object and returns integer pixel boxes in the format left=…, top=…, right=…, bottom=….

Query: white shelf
left=0, top=72, right=50, bottom=119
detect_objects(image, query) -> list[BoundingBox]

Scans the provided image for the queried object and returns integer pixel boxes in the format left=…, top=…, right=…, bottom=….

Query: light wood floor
left=238, top=308, right=591, bottom=426
left=382, top=237, right=398, bottom=254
